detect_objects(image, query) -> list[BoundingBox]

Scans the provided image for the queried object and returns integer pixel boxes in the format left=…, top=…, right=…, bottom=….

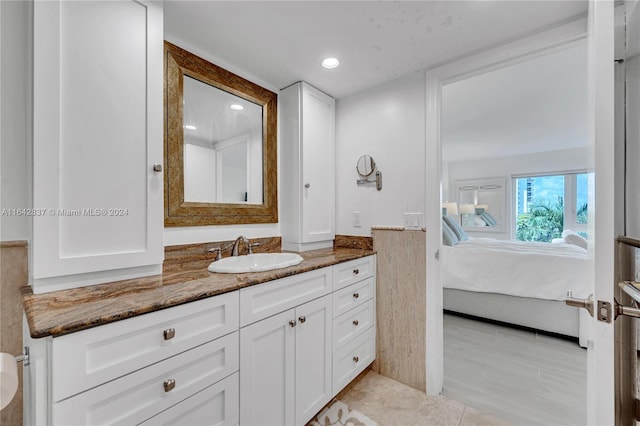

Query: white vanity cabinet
left=280, top=82, right=336, bottom=252
left=239, top=268, right=333, bottom=426
left=32, top=0, right=164, bottom=293
left=26, top=255, right=376, bottom=426
left=239, top=255, right=376, bottom=426
left=30, top=292, right=240, bottom=426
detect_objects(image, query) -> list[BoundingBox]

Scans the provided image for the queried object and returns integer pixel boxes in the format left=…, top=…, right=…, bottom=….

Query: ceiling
left=163, top=1, right=588, bottom=100
left=442, top=42, right=588, bottom=163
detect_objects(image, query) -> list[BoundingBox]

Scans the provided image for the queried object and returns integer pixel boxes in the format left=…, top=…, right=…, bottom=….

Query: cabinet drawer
left=140, top=372, right=239, bottom=426
left=333, top=300, right=374, bottom=350
left=333, top=327, right=375, bottom=396
left=52, top=331, right=239, bottom=425
left=333, top=277, right=375, bottom=318
left=240, top=267, right=332, bottom=326
left=52, top=291, right=239, bottom=402
left=333, top=256, right=375, bottom=291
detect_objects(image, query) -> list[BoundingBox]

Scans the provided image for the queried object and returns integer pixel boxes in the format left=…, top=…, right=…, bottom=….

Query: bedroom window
left=514, top=172, right=588, bottom=242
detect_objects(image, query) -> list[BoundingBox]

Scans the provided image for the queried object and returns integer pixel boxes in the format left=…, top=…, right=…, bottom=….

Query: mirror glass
left=183, top=76, right=263, bottom=204
left=456, top=179, right=505, bottom=231
left=164, top=41, right=278, bottom=227
left=356, top=154, right=376, bottom=178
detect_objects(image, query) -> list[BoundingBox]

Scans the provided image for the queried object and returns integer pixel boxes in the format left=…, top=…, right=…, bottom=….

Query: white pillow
left=562, top=229, right=588, bottom=249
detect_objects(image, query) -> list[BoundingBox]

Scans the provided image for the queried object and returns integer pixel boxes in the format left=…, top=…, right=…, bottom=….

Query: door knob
left=298, top=316, right=306, bottom=323
left=304, top=183, right=310, bottom=188
left=565, top=291, right=594, bottom=317
left=289, top=320, right=297, bottom=327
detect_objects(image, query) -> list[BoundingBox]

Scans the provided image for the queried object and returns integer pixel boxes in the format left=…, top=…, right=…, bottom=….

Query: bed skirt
left=443, top=288, right=589, bottom=347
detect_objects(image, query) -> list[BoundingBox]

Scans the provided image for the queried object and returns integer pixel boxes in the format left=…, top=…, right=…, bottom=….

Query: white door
left=301, top=83, right=335, bottom=243
left=588, top=0, right=616, bottom=420
left=32, top=0, right=164, bottom=293
left=239, top=310, right=295, bottom=426
left=295, top=295, right=332, bottom=426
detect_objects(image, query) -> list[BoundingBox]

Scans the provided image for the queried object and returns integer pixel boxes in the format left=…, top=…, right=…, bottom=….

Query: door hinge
left=434, top=249, right=440, bottom=260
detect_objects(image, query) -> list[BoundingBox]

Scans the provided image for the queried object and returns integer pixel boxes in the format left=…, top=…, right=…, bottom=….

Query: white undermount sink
left=208, top=252, right=304, bottom=273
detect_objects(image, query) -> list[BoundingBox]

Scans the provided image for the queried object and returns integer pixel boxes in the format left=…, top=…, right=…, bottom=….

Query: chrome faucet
left=231, top=236, right=250, bottom=256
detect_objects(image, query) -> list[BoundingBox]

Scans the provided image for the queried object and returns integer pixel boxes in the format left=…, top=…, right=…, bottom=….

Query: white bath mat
left=308, top=400, right=378, bottom=426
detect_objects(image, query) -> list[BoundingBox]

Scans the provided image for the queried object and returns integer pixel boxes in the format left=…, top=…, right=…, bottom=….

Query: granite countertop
left=22, top=246, right=374, bottom=339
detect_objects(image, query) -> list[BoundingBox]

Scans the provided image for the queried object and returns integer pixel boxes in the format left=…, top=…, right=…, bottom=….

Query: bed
left=441, top=236, right=591, bottom=347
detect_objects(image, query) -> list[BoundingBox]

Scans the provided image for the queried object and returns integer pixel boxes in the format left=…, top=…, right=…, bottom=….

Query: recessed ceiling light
left=184, top=124, right=197, bottom=130
left=230, top=104, right=244, bottom=111
left=322, top=57, right=340, bottom=69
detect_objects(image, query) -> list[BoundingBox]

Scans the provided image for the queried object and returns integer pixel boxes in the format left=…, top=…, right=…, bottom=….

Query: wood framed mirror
left=164, top=41, right=278, bottom=226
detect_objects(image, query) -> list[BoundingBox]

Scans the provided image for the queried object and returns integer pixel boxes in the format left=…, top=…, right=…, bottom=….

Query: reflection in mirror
left=456, top=179, right=505, bottom=231
left=182, top=76, right=263, bottom=204
left=164, top=41, right=278, bottom=226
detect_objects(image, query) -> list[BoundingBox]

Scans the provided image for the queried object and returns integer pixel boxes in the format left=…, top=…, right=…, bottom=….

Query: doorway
left=437, top=42, right=589, bottom=425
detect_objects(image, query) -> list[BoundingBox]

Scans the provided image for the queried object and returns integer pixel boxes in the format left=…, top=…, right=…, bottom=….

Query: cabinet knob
left=289, top=320, right=297, bottom=327
left=163, top=379, right=176, bottom=392
left=298, top=316, right=306, bottom=323
left=353, top=356, right=359, bottom=363
left=353, top=292, right=360, bottom=299
left=163, top=328, right=175, bottom=340
left=353, top=268, right=359, bottom=275
left=353, top=320, right=359, bottom=326
left=304, top=183, right=310, bottom=188
left=153, top=164, right=163, bottom=172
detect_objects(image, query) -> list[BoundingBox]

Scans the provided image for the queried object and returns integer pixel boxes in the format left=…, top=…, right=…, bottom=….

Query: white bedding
left=441, top=237, right=591, bottom=301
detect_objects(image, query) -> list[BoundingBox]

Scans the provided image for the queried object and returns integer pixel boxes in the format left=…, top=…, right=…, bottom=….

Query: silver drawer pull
left=353, top=292, right=360, bottom=299
left=289, top=320, right=297, bottom=327
left=353, top=356, right=359, bottom=363
left=163, top=379, right=176, bottom=392
left=298, top=316, right=306, bottom=323
left=353, top=268, right=359, bottom=275
left=163, top=328, right=175, bottom=340
left=353, top=320, right=359, bottom=326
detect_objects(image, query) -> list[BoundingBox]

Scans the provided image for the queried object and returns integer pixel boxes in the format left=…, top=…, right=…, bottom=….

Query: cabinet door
left=301, top=83, right=335, bottom=243
left=32, top=0, right=164, bottom=292
left=295, top=294, right=333, bottom=426
left=240, top=310, right=295, bottom=426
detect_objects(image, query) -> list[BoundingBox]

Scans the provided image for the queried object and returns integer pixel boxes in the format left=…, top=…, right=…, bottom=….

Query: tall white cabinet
left=281, top=82, right=335, bottom=252
left=31, top=0, right=164, bottom=293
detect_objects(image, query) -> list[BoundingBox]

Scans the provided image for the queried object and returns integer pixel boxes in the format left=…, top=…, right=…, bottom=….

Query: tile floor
left=442, top=313, right=586, bottom=425
left=338, top=313, right=586, bottom=426
left=340, top=370, right=508, bottom=426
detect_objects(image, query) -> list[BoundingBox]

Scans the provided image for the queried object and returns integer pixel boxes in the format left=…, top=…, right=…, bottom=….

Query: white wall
left=444, top=147, right=588, bottom=239
left=0, top=0, right=32, bottom=242
left=335, top=72, right=426, bottom=236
